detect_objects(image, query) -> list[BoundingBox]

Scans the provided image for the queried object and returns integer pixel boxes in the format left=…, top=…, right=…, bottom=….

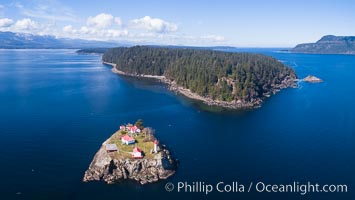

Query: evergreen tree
left=102, top=46, right=296, bottom=102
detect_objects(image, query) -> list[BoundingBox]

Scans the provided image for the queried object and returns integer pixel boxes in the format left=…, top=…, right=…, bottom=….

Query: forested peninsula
left=102, top=46, right=297, bottom=109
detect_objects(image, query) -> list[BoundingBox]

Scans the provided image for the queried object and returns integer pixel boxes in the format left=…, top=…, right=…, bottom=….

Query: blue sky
left=0, top=0, right=354, bottom=47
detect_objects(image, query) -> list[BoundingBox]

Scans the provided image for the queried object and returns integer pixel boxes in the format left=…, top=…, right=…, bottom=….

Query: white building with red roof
left=121, top=135, right=135, bottom=145
left=132, top=147, right=143, bottom=158
left=129, top=125, right=141, bottom=134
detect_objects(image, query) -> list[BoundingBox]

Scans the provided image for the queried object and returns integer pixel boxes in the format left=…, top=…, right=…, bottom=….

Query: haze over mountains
left=2, top=31, right=355, bottom=55
left=0, top=31, right=123, bottom=49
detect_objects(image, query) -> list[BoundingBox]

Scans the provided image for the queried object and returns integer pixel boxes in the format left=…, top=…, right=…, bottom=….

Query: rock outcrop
left=303, top=75, right=323, bottom=83
left=83, top=136, right=176, bottom=185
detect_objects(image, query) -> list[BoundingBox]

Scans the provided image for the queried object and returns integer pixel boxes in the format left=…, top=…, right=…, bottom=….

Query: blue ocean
left=0, top=49, right=353, bottom=200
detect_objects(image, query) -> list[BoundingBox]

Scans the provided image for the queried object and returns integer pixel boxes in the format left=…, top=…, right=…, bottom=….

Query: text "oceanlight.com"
left=165, top=181, right=348, bottom=195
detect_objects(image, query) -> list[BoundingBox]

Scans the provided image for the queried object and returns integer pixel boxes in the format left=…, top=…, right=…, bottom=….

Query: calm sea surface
left=0, top=49, right=353, bottom=200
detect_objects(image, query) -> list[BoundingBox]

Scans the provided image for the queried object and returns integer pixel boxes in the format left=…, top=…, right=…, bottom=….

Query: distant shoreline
left=103, top=61, right=296, bottom=109
left=290, top=35, right=355, bottom=55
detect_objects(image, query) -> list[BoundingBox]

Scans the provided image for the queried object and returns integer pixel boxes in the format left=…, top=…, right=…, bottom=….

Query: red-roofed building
left=132, top=147, right=143, bottom=158
left=129, top=125, right=141, bottom=134
left=121, top=135, right=135, bottom=145
left=120, top=125, right=126, bottom=131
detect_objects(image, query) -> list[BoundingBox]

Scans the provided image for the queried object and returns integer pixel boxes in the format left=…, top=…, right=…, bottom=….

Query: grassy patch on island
left=108, top=130, right=156, bottom=159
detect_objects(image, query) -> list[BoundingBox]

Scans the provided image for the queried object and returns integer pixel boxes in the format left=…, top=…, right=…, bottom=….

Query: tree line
left=103, top=46, right=296, bottom=102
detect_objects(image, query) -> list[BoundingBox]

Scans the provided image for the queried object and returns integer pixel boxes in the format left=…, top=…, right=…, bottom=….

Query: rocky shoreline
left=103, top=62, right=298, bottom=109
left=83, top=131, right=176, bottom=185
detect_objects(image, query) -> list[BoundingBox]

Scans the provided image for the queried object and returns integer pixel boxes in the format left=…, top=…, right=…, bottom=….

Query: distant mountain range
left=0, top=31, right=242, bottom=50
left=0, top=31, right=126, bottom=49
left=291, top=35, right=355, bottom=54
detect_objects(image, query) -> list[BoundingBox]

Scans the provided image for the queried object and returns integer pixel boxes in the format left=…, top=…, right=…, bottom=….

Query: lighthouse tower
left=154, top=140, right=159, bottom=153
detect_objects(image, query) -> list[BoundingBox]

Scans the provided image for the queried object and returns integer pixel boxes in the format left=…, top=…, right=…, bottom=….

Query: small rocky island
left=83, top=120, right=176, bottom=184
left=303, top=75, right=323, bottom=83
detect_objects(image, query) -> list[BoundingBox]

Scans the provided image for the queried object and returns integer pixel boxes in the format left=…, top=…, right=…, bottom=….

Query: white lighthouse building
left=154, top=140, right=159, bottom=153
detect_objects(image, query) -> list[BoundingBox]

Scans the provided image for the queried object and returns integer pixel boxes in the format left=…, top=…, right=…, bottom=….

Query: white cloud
left=0, top=18, right=58, bottom=36
left=62, top=24, right=128, bottom=40
left=13, top=18, right=39, bottom=31
left=114, top=17, right=122, bottom=27
left=130, top=16, right=178, bottom=33
left=62, top=25, right=76, bottom=34
left=87, top=13, right=114, bottom=28
left=0, top=18, right=13, bottom=28
left=122, top=32, right=227, bottom=46
left=60, top=13, right=128, bottom=40
left=0, top=11, right=226, bottom=46
left=201, top=35, right=226, bottom=42
left=105, top=29, right=128, bottom=38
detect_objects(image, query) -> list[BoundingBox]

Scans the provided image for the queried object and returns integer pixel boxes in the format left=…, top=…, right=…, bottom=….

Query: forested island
left=102, top=46, right=297, bottom=109
left=76, top=48, right=109, bottom=54
left=291, top=35, right=355, bottom=55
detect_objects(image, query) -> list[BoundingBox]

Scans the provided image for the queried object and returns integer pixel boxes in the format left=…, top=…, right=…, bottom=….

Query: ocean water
left=0, top=49, right=353, bottom=200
